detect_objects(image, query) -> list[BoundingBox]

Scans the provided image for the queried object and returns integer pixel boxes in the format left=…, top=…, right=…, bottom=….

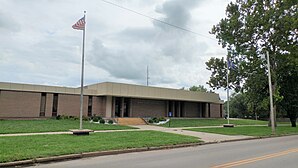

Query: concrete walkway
left=0, top=125, right=253, bottom=143
left=132, top=125, right=253, bottom=142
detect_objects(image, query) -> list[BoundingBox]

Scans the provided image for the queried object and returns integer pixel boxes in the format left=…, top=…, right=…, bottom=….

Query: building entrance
left=114, top=97, right=130, bottom=117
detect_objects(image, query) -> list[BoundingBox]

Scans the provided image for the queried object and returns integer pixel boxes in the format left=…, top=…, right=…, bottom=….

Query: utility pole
left=266, top=51, right=275, bottom=135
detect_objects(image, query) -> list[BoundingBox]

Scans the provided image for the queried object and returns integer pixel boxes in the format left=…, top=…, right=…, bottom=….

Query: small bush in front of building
left=82, top=116, right=89, bottom=121
left=108, top=120, right=114, bottom=124
left=152, top=117, right=159, bottom=123
left=68, top=116, right=79, bottom=120
left=92, top=116, right=102, bottom=122
left=93, top=117, right=99, bottom=122
left=99, top=119, right=105, bottom=124
left=56, top=115, right=61, bottom=120
left=61, top=115, right=69, bottom=120
left=148, top=119, right=154, bottom=123
left=159, top=117, right=166, bottom=122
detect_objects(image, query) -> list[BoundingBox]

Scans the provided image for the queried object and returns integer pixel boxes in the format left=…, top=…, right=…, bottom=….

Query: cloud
left=0, top=12, right=21, bottom=32
left=88, top=0, right=210, bottom=86
left=0, top=0, right=230, bottom=100
left=154, top=0, right=202, bottom=29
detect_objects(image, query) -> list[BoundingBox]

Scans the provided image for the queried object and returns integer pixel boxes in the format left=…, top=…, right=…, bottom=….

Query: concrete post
left=121, top=97, right=124, bottom=117
left=105, top=96, right=113, bottom=118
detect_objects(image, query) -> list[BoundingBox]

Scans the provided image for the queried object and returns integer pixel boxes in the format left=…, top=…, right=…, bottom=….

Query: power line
left=100, top=0, right=217, bottom=41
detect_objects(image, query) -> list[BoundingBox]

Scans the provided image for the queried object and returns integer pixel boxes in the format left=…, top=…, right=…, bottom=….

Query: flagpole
left=79, top=11, right=86, bottom=130
left=226, top=57, right=230, bottom=125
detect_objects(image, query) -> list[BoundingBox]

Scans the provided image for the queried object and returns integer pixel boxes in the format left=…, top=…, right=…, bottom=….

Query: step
left=116, top=118, right=148, bottom=125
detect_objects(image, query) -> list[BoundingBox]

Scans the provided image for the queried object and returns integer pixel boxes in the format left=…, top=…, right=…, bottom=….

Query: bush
left=92, top=116, right=102, bottom=122
left=61, top=115, right=69, bottom=120
left=152, top=117, right=159, bottom=123
left=99, top=119, right=105, bottom=124
left=159, top=117, right=166, bottom=122
left=108, top=120, right=114, bottom=124
left=148, top=117, right=167, bottom=124
left=56, top=115, right=61, bottom=120
left=82, top=116, right=89, bottom=121
left=93, top=117, right=99, bottom=122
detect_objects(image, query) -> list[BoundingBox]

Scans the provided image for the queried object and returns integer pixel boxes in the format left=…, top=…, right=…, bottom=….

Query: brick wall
left=184, top=102, right=200, bottom=117
left=92, top=96, right=106, bottom=117
left=131, top=98, right=166, bottom=117
left=57, top=94, right=89, bottom=117
left=0, top=90, right=41, bottom=117
left=210, top=103, right=223, bottom=118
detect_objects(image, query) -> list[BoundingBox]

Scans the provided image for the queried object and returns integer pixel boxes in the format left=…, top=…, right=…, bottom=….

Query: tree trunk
left=290, top=117, right=297, bottom=127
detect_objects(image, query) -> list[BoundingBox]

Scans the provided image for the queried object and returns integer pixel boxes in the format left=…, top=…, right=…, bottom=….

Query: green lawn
left=186, top=126, right=298, bottom=137
left=0, top=119, right=136, bottom=134
left=0, top=131, right=200, bottom=163
left=161, top=118, right=269, bottom=128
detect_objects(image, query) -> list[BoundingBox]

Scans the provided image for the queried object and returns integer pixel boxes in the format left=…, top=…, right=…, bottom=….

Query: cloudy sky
left=0, top=0, right=231, bottom=99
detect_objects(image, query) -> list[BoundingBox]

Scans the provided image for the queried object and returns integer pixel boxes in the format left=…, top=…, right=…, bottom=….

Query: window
left=40, top=93, right=46, bottom=117
left=52, top=93, right=58, bottom=117
left=208, top=103, right=211, bottom=118
left=220, top=104, right=223, bottom=117
left=88, top=96, right=93, bottom=117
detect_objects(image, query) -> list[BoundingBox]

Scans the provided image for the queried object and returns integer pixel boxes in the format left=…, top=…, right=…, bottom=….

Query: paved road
left=30, top=135, right=298, bottom=168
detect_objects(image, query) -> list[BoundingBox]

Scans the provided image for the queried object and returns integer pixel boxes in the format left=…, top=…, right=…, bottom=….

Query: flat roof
left=0, top=82, right=222, bottom=104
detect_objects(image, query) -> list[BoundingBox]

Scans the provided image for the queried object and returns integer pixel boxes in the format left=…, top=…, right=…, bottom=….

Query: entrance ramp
left=116, top=118, right=148, bottom=125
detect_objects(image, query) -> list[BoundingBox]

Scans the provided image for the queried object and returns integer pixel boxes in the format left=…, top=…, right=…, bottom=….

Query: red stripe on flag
left=72, top=16, right=85, bottom=30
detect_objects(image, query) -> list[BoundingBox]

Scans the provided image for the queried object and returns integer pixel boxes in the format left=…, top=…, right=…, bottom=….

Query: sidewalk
left=132, top=125, right=253, bottom=142
left=0, top=125, right=254, bottom=143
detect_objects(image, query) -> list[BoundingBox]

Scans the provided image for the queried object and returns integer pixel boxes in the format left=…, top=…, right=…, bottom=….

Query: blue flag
left=228, top=59, right=236, bottom=70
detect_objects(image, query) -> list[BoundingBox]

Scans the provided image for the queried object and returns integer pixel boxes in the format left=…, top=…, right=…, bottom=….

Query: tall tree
left=206, top=0, right=297, bottom=125
left=278, top=54, right=298, bottom=127
left=189, top=85, right=208, bottom=92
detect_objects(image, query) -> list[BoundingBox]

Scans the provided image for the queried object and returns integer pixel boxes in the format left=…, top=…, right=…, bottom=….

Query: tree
left=228, top=93, right=248, bottom=118
left=189, top=85, right=208, bottom=92
left=206, top=0, right=297, bottom=125
left=278, top=56, right=298, bottom=127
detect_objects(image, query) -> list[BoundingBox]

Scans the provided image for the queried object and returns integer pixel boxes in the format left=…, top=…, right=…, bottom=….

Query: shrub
left=159, top=117, right=166, bottom=121
left=92, top=116, right=103, bottom=122
left=56, top=115, right=61, bottom=120
left=108, top=120, right=114, bottom=124
left=99, top=119, right=105, bottom=124
left=82, top=116, right=89, bottom=121
left=152, top=117, right=159, bottom=123
left=61, top=115, right=69, bottom=120
left=93, top=117, right=99, bottom=122
left=148, top=119, right=154, bottom=123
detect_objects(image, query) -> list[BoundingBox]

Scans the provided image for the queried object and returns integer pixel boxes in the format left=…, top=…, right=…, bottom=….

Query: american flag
left=72, top=16, right=85, bottom=30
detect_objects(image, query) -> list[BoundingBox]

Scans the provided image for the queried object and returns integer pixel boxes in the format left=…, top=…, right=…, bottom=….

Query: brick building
left=0, top=82, right=223, bottom=119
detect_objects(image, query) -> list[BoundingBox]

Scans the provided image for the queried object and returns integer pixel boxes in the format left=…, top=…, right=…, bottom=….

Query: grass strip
left=0, top=119, right=136, bottom=134
left=161, top=118, right=269, bottom=128
left=186, top=126, right=298, bottom=137
left=0, top=130, right=200, bottom=163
